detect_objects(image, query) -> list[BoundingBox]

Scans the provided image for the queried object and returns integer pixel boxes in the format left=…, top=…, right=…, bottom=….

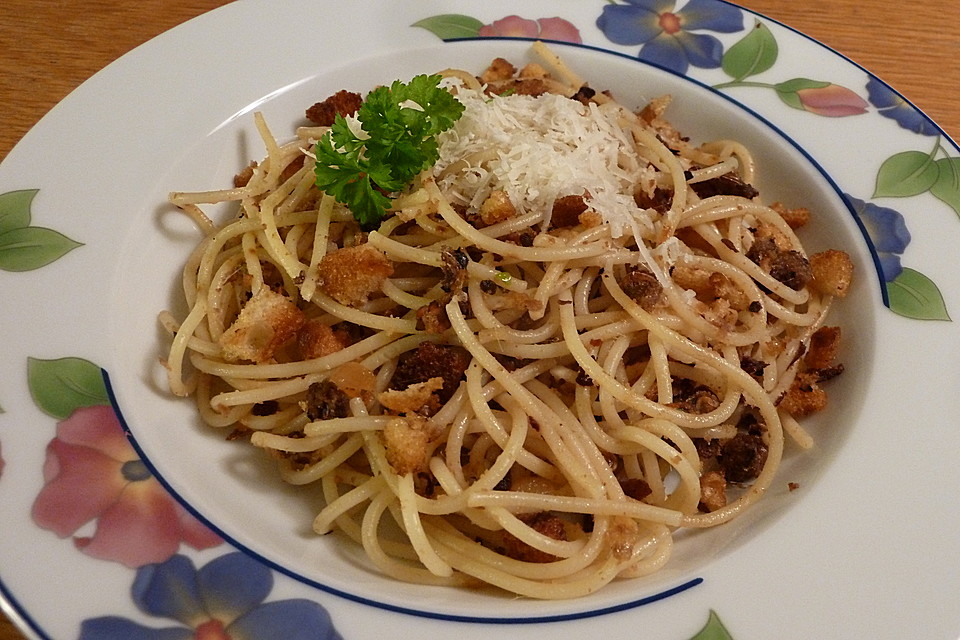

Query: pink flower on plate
left=31, top=405, right=221, bottom=567
left=795, top=84, right=869, bottom=117
left=478, top=15, right=582, bottom=43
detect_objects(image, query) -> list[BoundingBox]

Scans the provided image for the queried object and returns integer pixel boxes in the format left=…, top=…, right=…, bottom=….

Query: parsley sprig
left=313, top=74, right=464, bottom=230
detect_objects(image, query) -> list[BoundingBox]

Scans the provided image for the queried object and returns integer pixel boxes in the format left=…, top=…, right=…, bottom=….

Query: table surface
left=1, top=1, right=957, bottom=638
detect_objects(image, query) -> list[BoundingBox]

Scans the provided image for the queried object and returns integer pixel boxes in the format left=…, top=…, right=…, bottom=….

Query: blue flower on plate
left=596, top=0, right=744, bottom=74
left=866, top=77, right=940, bottom=136
left=847, top=194, right=911, bottom=282
left=78, top=552, right=342, bottom=640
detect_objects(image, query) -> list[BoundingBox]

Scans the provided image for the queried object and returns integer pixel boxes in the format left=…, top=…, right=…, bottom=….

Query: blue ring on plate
left=107, top=35, right=898, bottom=624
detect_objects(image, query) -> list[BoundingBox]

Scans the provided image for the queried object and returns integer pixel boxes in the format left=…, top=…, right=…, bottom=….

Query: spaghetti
left=160, top=43, right=853, bottom=599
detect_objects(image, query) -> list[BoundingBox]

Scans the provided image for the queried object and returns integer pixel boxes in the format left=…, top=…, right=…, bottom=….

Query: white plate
left=1, top=2, right=958, bottom=639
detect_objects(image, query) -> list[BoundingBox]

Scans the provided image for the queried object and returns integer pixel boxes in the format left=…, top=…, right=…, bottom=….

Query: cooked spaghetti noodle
left=160, top=43, right=852, bottom=599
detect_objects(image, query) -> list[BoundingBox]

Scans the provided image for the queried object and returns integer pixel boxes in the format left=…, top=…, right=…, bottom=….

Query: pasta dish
left=160, top=43, right=853, bottom=599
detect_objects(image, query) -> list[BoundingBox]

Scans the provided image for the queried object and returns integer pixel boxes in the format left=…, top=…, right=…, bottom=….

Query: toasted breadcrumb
left=479, top=190, right=516, bottom=225
left=297, top=318, right=350, bottom=360
left=316, top=244, right=394, bottom=307
left=383, top=415, right=441, bottom=474
left=578, top=209, right=603, bottom=228
left=770, top=201, right=811, bottom=229
left=379, top=377, right=445, bottom=414
left=416, top=299, right=451, bottom=334
left=305, top=89, right=363, bottom=126
left=479, top=58, right=516, bottom=84
left=219, top=288, right=305, bottom=363
left=779, top=326, right=844, bottom=417
left=698, top=470, right=727, bottom=512
left=779, top=371, right=829, bottom=417
left=518, top=62, right=549, bottom=79
left=809, top=249, right=854, bottom=297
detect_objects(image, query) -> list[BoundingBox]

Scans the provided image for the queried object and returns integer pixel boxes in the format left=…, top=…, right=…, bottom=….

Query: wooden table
left=0, top=1, right=956, bottom=638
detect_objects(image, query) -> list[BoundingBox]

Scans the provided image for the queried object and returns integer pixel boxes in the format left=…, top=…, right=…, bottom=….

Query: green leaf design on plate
left=772, top=77, right=830, bottom=110
left=0, top=226, right=82, bottom=272
left=0, top=189, right=38, bottom=235
left=411, top=14, right=484, bottom=40
left=689, top=610, right=735, bottom=640
left=930, top=156, right=960, bottom=217
left=887, top=268, right=951, bottom=321
left=722, top=20, right=778, bottom=82
left=27, top=357, right=110, bottom=419
left=874, top=150, right=940, bottom=198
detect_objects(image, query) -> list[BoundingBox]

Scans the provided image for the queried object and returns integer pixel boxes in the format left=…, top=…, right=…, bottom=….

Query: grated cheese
left=433, top=86, right=654, bottom=237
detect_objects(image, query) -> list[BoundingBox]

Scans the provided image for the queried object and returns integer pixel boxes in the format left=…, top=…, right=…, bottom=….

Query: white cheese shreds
left=433, top=87, right=653, bottom=238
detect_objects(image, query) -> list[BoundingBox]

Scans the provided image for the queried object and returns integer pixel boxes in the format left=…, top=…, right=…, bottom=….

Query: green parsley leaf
left=314, top=74, right=464, bottom=230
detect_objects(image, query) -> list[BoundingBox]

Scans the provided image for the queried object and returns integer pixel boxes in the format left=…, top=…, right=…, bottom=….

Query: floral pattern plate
left=1, top=1, right=959, bottom=639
